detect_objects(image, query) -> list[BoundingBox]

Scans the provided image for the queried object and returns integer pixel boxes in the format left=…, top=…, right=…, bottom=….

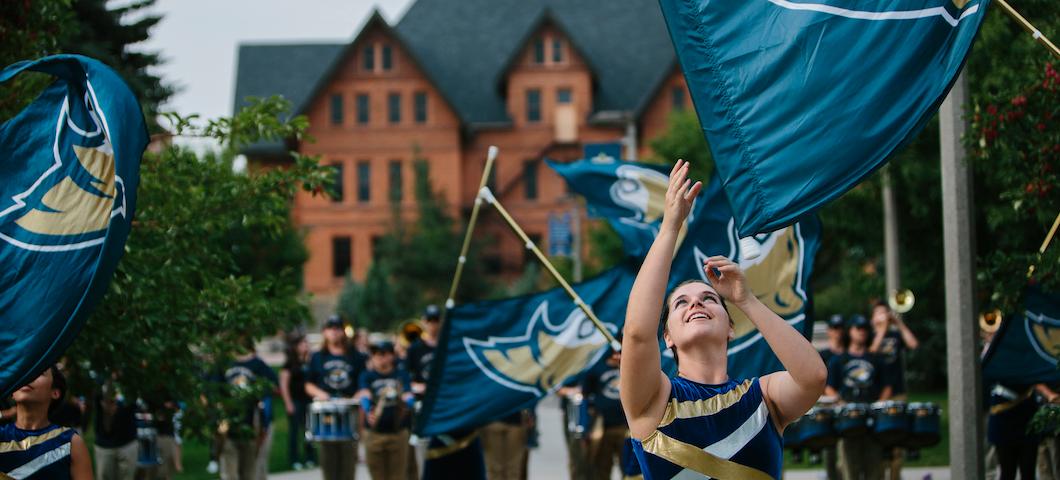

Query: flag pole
left=995, top=0, right=1060, bottom=58
left=478, top=186, right=622, bottom=352
left=441, top=146, right=498, bottom=321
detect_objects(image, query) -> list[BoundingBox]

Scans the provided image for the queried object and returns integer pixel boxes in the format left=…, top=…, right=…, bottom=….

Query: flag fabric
left=418, top=158, right=819, bottom=436
left=983, top=288, right=1060, bottom=385
left=0, top=55, right=146, bottom=397
left=418, top=266, right=635, bottom=436
left=657, top=0, right=989, bottom=235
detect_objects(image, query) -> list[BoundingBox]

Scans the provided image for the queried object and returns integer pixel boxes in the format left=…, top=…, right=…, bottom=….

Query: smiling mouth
left=686, top=312, right=711, bottom=323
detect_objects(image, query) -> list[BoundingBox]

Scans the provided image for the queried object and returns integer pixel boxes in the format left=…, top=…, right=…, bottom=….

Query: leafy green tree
left=66, top=96, right=331, bottom=440
left=649, top=110, right=715, bottom=181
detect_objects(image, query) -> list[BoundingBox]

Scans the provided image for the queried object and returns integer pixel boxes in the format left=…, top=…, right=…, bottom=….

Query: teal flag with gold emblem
left=0, top=55, right=146, bottom=397
left=658, top=0, right=989, bottom=235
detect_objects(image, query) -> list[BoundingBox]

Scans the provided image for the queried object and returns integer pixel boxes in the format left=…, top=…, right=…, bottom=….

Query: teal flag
left=658, top=0, right=989, bottom=235
left=983, top=288, right=1060, bottom=385
left=0, top=55, right=146, bottom=397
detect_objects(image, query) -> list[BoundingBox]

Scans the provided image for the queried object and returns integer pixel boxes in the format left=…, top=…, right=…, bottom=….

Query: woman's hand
left=663, top=160, right=702, bottom=230
left=703, top=256, right=751, bottom=305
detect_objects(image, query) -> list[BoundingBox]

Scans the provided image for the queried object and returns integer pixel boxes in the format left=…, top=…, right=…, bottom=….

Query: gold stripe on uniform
left=640, top=429, right=772, bottom=480
left=0, top=427, right=69, bottom=453
left=657, top=379, right=753, bottom=428
left=426, top=431, right=480, bottom=460
left=989, top=388, right=1034, bottom=415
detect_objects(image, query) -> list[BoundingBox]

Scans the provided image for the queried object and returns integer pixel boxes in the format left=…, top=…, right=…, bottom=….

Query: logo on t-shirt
left=842, top=358, right=875, bottom=390
left=601, top=369, right=621, bottom=400
left=225, top=366, right=256, bottom=390
left=323, top=360, right=353, bottom=390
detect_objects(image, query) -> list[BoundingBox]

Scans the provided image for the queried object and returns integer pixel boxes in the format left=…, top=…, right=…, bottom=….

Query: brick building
left=232, top=0, right=691, bottom=316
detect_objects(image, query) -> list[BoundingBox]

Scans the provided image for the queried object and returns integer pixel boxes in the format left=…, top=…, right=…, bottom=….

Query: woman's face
left=296, top=338, right=309, bottom=356
left=664, top=281, right=733, bottom=351
left=12, top=369, right=59, bottom=405
left=849, top=325, right=869, bottom=345
left=324, top=326, right=345, bottom=346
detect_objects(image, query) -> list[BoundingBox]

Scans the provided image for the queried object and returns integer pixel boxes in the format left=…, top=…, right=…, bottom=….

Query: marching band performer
left=825, top=315, right=893, bottom=480
left=621, top=160, right=826, bottom=479
left=581, top=347, right=627, bottom=480
left=356, top=341, right=414, bottom=480
left=306, top=315, right=366, bottom=480
left=0, top=366, right=93, bottom=479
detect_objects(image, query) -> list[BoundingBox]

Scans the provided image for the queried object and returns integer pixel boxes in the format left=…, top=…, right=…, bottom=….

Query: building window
left=414, top=92, right=428, bottom=124
left=363, top=45, right=375, bottom=71
left=557, top=88, right=572, bottom=104
left=526, top=89, right=541, bottom=123
left=331, top=163, right=344, bottom=202
left=381, top=45, right=393, bottom=71
left=329, top=94, right=343, bottom=125
left=672, top=86, right=686, bottom=111
left=523, top=161, right=538, bottom=200
left=356, top=94, right=369, bottom=125
left=389, top=160, right=403, bottom=202
left=388, top=93, right=402, bottom=124
left=332, top=236, right=351, bottom=277
left=533, top=37, right=545, bottom=64
left=357, top=161, right=371, bottom=202
left=552, top=38, right=563, bottom=63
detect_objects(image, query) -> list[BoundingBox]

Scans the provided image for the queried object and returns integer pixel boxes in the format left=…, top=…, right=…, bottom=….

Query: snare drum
left=835, top=403, right=870, bottom=438
left=871, top=400, right=908, bottom=447
left=307, top=399, right=360, bottom=442
left=906, top=402, right=941, bottom=448
left=796, top=405, right=838, bottom=449
left=135, top=412, right=161, bottom=466
left=565, top=393, right=591, bottom=440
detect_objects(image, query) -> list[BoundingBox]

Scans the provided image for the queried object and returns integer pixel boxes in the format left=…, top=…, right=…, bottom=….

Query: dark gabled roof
left=394, top=0, right=676, bottom=124
left=231, top=0, right=677, bottom=152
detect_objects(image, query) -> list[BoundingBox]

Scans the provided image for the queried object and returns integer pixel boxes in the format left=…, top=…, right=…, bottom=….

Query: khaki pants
left=882, top=446, right=903, bottom=480
left=838, top=436, right=883, bottom=480
left=1041, top=436, right=1060, bottom=480
left=254, top=426, right=273, bottom=480
left=220, top=437, right=259, bottom=480
left=319, top=440, right=358, bottom=480
left=482, top=421, right=528, bottom=480
left=589, top=426, right=627, bottom=480
left=95, top=441, right=138, bottom=480
left=364, top=430, right=409, bottom=480
left=140, top=435, right=179, bottom=480
left=823, top=446, right=839, bottom=480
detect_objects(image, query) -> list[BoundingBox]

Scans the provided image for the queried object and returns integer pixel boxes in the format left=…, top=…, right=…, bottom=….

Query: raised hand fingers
left=684, top=181, right=703, bottom=202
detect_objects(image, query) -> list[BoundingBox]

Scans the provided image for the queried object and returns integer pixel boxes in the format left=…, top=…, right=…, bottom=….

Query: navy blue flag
left=0, top=55, right=146, bottom=397
left=983, top=288, right=1060, bottom=385
left=552, top=158, right=822, bottom=376
left=418, top=266, right=635, bottom=436
left=658, top=0, right=989, bottom=235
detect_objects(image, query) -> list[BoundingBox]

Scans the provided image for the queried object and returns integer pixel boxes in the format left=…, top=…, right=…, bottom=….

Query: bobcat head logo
left=0, top=91, right=126, bottom=251
left=465, top=301, right=615, bottom=397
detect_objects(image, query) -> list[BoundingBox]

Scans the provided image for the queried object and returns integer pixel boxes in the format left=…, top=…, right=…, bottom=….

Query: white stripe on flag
left=767, top=0, right=980, bottom=27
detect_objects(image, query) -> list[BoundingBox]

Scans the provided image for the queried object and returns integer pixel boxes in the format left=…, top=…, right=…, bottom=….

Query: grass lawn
left=785, top=391, right=949, bottom=469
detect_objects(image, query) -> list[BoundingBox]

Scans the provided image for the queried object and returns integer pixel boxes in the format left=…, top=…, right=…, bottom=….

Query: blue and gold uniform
left=0, top=423, right=76, bottom=479
left=631, top=376, right=782, bottom=480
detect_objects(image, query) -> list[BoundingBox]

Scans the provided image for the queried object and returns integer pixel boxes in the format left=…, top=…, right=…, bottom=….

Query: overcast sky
left=138, top=0, right=414, bottom=134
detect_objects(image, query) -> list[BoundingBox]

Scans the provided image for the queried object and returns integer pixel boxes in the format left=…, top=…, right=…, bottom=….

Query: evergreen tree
left=62, top=0, right=173, bottom=131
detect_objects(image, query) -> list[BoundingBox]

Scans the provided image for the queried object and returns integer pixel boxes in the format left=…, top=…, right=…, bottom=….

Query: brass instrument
left=980, top=309, right=1003, bottom=333
left=888, top=289, right=915, bottom=314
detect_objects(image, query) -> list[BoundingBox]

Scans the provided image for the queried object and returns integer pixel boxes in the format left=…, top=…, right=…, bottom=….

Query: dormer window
left=363, top=45, right=375, bottom=71
left=382, top=45, right=393, bottom=71
left=552, top=38, right=563, bottom=63
left=526, top=89, right=541, bottom=123
left=533, top=38, right=545, bottom=64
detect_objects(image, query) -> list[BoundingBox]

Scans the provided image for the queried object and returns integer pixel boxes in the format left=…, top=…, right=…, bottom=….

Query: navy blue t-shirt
left=827, top=351, right=891, bottom=403
left=307, top=350, right=366, bottom=398
left=359, top=368, right=411, bottom=433
left=875, top=329, right=907, bottom=394
left=223, top=356, right=278, bottom=433
left=582, top=362, right=626, bottom=428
